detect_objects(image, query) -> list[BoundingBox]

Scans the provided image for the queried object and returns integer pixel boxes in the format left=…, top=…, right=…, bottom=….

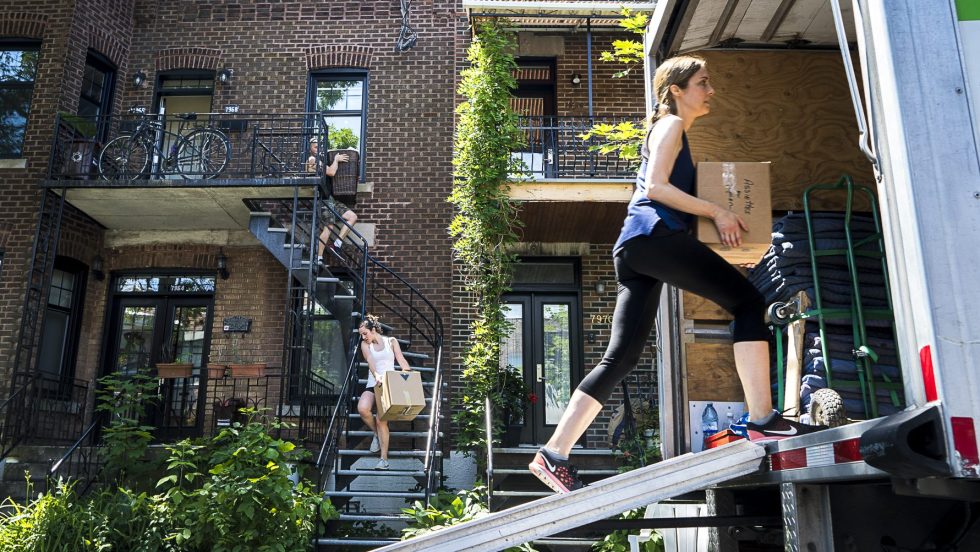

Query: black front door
left=106, top=294, right=213, bottom=439
left=502, top=293, right=580, bottom=445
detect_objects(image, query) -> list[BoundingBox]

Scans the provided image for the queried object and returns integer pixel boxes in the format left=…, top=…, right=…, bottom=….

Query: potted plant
left=226, top=334, right=267, bottom=379
left=326, top=125, right=360, bottom=199
left=155, top=350, right=194, bottom=379
left=493, top=365, right=531, bottom=447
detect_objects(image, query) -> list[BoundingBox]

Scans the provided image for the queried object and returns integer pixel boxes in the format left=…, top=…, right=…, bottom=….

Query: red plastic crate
left=705, top=429, right=745, bottom=449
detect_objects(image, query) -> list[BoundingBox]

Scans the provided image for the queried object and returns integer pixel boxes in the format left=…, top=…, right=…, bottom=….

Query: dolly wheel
left=767, top=302, right=794, bottom=325
left=809, top=388, right=847, bottom=428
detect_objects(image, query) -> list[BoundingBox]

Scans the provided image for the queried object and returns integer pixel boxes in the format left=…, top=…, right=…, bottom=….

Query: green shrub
left=401, top=487, right=536, bottom=551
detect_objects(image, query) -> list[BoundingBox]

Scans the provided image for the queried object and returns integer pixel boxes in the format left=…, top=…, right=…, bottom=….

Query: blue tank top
left=613, top=128, right=696, bottom=253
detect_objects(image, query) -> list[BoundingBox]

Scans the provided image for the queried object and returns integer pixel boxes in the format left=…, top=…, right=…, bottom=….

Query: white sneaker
left=369, top=434, right=380, bottom=453
left=375, top=459, right=390, bottom=470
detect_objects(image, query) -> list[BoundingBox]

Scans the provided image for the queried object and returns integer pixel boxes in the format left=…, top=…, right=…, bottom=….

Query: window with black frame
left=37, top=258, right=87, bottom=382
left=0, top=43, right=40, bottom=158
left=78, top=51, right=115, bottom=141
left=311, top=72, right=367, bottom=179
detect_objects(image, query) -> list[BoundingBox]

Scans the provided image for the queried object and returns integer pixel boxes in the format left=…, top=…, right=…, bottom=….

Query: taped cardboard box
left=376, top=370, right=425, bottom=421
left=696, top=161, right=772, bottom=266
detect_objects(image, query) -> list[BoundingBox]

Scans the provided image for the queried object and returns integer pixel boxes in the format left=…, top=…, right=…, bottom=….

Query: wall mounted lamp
left=132, top=70, right=147, bottom=89
left=570, top=73, right=582, bottom=86
left=217, top=249, right=229, bottom=280
left=91, top=255, right=105, bottom=281
left=594, top=281, right=606, bottom=294
left=217, top=68, right=234, bottom=84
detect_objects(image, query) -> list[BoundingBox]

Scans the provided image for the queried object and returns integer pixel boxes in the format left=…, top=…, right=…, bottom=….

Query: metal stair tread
left=357, top=362, right=432, bottom=372
left=324, top=491, right=425, bottom=498
left=493, top=468, right=619, bottom=476
left=338, top=513, right=411, bottom=522
left=338, top=449, right=440, bottom=458
left=492, top=490, right=553, bottom=497
left=336, top=469, right=430, bottom=477
left=316, top=538, right=400, bottom=546
left=356, top=378, right=442, bottom=388
left=348, top=430, right=438, bottom=438
left=348, top=413, right=437, bottom=420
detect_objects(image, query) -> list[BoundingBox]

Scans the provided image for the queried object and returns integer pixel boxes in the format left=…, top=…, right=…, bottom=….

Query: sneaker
left=745, top=411, right=827, bottom=443
left=369, top=434, right=380, bottom=453
left=528, top=448, right=583, bottom=494
left=729, top=412, right=750, bottom=439
left=374, top=458, right=389, bottom=470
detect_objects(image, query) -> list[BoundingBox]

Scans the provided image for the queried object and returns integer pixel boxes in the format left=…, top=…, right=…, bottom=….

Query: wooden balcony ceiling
left=510, top=180, right=632, bottom=243
left=665, top=0, right=857, bottom=54
left=58, top=186, right=311, bottom=231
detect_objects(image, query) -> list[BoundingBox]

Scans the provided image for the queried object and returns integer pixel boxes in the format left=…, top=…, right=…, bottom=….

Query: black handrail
left=46, top=419, right=102, bottom=495
left=364, top=255, right=445, bottom=502
left=0, top=372, right=90, bottom=461
left=485, top=396, right=495, bottom=512
left=0, top=373, right=38, bottom=459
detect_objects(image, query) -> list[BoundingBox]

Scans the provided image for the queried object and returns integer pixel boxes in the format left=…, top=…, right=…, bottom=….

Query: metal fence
left=47, top=112, right=336, bottom=183
left=514, top=115, right=642, bottom=180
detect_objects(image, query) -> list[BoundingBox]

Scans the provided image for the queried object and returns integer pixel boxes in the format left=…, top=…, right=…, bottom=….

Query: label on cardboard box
left=696, top=162, right=772, bottom=265
left=376, top=370, right=425, bottom=421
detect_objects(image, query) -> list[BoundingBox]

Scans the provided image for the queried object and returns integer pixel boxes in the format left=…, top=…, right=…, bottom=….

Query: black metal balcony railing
left=47, top=112, right=334, bottom=183
left=514, top=115, right=643, bottom=180
left=0, top=372, right=91, bottom=458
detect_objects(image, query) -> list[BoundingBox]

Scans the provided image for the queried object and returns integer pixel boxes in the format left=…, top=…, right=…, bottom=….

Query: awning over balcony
left=465, top=0, right=656, bottom=28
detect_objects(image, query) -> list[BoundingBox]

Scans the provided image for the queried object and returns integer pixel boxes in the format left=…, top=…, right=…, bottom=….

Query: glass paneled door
left=107, top=296, right=213, bottom=439
left=502, top=294, right=580, bottom=445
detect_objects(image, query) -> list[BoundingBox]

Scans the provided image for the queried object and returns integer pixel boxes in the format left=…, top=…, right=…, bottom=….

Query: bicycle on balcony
left=98, top=113, right=231, bottom=181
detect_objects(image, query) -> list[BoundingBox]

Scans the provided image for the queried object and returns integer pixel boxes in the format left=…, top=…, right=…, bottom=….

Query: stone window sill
left=0, top=159, right=27, bottom=169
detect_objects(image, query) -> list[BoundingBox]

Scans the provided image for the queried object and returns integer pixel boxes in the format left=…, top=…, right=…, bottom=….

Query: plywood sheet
left=686, top=342, right=743, bottom=402
left=683, top=291, right=733, bottom=321
left=690, top=51, right=876, bottom=212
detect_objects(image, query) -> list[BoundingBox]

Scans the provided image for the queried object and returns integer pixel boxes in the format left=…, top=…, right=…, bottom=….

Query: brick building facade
left=0, top=0, right=655, bottom=481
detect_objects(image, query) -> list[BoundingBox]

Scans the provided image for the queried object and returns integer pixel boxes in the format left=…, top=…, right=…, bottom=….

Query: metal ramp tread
left=374, top=440, right=765, bottom=551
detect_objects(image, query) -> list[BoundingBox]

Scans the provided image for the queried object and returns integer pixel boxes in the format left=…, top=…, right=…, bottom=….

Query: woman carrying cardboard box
left=529, top=55, right=825, bottom=494
left=358, top=314, right=413, bottom=470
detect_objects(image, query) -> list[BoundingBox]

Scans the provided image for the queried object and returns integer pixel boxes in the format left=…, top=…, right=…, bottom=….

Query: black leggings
left=578, top=225, right=769, bottom=403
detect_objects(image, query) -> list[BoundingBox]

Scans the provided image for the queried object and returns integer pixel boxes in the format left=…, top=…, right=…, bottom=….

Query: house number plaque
left=223, top=316, right=252, bottom=333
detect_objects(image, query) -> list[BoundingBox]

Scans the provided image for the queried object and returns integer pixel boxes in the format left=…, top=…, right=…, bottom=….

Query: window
left=0, top=43, right=40, bottom=158
left=78, top=51, right=115, bottom=140
left=37, top=258, right=87, bottom=381
left=310, top=71, right=367, bottom=177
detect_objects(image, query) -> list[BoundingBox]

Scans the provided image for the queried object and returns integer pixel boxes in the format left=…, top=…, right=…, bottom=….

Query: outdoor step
left=348, top=431, right=440, bottom=439
left=492, top=490, right=553, bottom=498
left=357, top=362, right=432, bottom=373
left=348, top=396, right=446, bottom=405
left=356, top=379, right=444, bottom=388
left=534, top=538, right=601, bottom=547
left=316, top=538, right=399, bottom=547
left=336, top=469, right=430, bottom=478
left=338, top=449, right=440, bottom=458
left=338, top=513, right=411, bottom=522
left=492, top=447, right=622, bottom=456
left=324, top=491, right=425, bottom=499
left=348, top=413, right=438, bottom=421
left=493, top=468, right=619, bottom=476
left=6, top=445, right=74, bottom=463
left=333, top=295, right=356, bottom=301
left=400, top=351, right=430, bottom=361
left=352, top=330, right=411, bottom=349
left=266, top=227, right=288, bottom=234
left=1, top=460, right=50, bottom=482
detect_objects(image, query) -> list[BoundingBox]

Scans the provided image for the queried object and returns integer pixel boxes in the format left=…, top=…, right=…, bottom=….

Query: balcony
left=43, top=112, right=340, bottom=231
left=510, top=115, right=641, bottom=243
left=513, top=115, right=640, bottom=182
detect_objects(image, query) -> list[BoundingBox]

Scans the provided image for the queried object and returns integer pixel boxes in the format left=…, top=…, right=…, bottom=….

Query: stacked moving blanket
left=748, top=213, right=904, bottom=419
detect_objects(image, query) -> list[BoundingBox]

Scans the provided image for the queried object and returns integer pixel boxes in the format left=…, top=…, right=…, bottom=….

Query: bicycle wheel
left=178, top=128, right=230, bottom=179
left=98, top=136, right=150, bottom=181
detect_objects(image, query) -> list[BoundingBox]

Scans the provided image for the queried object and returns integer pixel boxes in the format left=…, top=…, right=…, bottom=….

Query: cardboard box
left=697, top=162, right=772, bottom=265
left=376, top=370, right=425, bottom=421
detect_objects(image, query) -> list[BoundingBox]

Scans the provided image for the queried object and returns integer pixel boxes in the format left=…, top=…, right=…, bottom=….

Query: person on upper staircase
left=357, top=314, right=413, bottom=470
left=528, top=55, right=826, bottom=494
left=306, top=138, right=357, bottom=262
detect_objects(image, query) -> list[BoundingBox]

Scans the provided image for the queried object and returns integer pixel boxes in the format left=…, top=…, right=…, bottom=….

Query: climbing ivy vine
left=449, top=23, right=525, bottom=455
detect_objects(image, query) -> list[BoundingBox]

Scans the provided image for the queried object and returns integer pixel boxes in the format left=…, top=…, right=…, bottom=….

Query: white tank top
left=365, top=336, right=395, bottom=387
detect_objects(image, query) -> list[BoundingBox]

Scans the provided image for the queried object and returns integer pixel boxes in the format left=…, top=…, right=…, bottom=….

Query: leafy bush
left=96, top=371, right=161, bottom=488
left=401, top=487, right=535, bottom=551
left=592, top=508, right=664, bottom=552
left=0, top=411, right=332, bottom=551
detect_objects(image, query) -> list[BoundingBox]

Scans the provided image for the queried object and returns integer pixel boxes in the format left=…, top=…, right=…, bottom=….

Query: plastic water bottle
left=701, top=403, right=719, bottom=449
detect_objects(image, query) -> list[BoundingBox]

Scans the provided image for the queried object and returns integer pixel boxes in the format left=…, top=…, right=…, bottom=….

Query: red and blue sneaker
left=745, top=411, right=826, bottom=443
